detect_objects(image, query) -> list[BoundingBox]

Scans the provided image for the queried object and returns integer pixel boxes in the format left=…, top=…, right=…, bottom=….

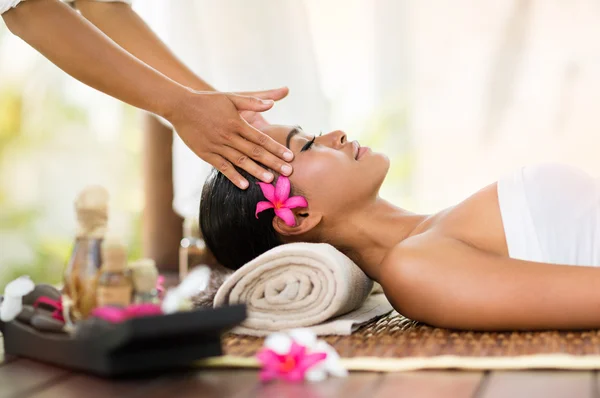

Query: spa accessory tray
left=0, top=304, right=247, bottom=377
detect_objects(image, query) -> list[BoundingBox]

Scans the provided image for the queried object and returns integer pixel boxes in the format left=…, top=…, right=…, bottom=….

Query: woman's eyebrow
left=285, top=125, right=303, bottom=149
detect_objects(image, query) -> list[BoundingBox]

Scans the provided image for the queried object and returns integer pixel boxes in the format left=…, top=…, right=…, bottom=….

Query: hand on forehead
left=261, top=125, right=313, bottom=154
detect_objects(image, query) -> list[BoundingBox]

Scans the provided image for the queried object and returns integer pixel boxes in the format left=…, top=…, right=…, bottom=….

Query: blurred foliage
left=0, top=89, right=22, bottom=145
left=0, top=64, right=143, bottom=292
left=0, top=84, right=70, bottom=290
left=127, top=210, right=143, bottom=262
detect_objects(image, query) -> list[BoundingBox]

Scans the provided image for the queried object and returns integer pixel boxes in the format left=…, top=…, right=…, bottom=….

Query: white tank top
left=497, top=163, right=600, bottom=266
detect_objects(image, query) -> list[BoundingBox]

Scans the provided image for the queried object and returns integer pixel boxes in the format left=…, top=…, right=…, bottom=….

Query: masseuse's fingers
left=238, top=120, right=295, bottom=170
left=236, top=87, right=289, bottom=129
left=226, top=93, right=275, bottom=112
left=236, top=87, right=289, bottom=102
left=219, top=144, right=277, bottom=184
left=227, top=94, right=294, bottom=165
left=206, top=153, right=248, bottom=190
left=239, top=110, right=269, bottom=130
left=228, top=134, right=291, bottom=179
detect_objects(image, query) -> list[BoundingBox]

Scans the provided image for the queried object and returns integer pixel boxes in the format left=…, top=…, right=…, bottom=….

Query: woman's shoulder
left=380, top=232, right=447, bottom=280
left=381, top=230, right=492, bottom=280
left=405, top=181, right=509, bottom=257
left=378, top=234, right=463, bottom=319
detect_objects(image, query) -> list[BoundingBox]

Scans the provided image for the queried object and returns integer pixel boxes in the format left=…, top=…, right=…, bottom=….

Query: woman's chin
left=372, top=152, right=391, bottom=173
left=363, top=152, right=390, bottom=190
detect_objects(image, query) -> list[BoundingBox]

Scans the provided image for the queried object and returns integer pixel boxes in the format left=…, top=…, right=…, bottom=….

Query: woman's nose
left=326, top=130, right=347, bottom=149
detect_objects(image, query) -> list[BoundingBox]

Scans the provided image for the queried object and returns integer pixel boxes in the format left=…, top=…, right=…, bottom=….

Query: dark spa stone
left=73, top=317, right=114, bottom=340
left=16, top=304, right=35, bottom=324
left=30, top=313, right=65, bottom=333
left=22, top=284, right=61, bottom=306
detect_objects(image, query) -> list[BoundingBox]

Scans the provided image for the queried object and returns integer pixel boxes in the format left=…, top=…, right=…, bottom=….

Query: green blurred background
left=0, top=23, right=145, bottom=290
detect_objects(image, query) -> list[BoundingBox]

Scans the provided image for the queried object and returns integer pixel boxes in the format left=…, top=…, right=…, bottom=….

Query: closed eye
left=300, top=131, right=323, bottom=152
left=301, top=136, right=316, bottom=152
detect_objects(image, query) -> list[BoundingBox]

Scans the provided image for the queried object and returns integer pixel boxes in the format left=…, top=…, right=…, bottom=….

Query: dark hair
left=200, top=166, right=291, bottom=271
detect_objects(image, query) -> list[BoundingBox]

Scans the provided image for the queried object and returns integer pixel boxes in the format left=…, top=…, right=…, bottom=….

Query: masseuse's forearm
left=2, top=0, right=187, bottom=119
left=75, top=0, right=214, bottom=92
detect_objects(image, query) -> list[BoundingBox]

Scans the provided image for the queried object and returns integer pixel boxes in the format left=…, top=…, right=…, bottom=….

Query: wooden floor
left=1, top=348, right=599, bottom=398
left=2, top=274, right=597, bottom=397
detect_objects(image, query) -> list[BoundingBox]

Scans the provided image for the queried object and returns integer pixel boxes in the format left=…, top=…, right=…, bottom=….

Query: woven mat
left=197, top=311, right=600, bottom=372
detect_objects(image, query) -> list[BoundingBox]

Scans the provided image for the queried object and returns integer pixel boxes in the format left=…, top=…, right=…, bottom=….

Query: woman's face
left=262, top=125, right=390, bottom=220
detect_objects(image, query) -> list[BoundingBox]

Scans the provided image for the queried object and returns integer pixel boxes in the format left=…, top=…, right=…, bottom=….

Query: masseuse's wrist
left=158, top=84, right=196, bottom=123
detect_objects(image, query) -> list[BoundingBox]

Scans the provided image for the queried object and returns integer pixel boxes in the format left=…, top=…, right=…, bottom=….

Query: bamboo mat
left=197, top=311, right=600, bottom=372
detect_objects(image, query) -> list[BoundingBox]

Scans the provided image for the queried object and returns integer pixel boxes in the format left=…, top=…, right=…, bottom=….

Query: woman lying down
left=200, top=124, right=600, bottom=332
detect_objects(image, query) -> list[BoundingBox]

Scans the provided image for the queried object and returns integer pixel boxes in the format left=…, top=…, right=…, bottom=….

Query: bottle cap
left=128, top=258, right=158, bottom=292
left=101, top=237, right=128, bottom=272
left=75, top=186, right=109, bottom=238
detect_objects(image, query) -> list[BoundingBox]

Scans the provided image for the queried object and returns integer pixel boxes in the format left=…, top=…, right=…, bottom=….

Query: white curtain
left=135, top=0, right=600, bottom=217
left=410, top=0, right=600, bottom=211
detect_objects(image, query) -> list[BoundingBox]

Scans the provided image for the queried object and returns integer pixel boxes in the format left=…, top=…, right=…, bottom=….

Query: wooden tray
left=0, top=304, right=247, bottom=377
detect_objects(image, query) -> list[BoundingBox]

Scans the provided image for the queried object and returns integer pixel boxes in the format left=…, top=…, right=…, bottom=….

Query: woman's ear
left=272, top=210, right=322, bottom=237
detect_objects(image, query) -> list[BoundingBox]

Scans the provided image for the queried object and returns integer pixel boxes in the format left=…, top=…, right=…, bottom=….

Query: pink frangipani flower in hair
left=255, top=176, right=308, bottom=227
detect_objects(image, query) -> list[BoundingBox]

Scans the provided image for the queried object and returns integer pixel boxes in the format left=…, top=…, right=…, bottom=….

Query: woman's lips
left=357, top=146, right=370, bottom=160
left=352, top=141, right=360, bottom=160
left=352, top=140, right=370, bottom=160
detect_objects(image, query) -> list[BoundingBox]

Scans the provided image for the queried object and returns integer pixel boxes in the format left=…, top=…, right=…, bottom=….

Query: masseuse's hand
left=2, top=0, right=290, bottom=189
left=236, top=87, right=288, bottom=130
left=166, top=88, right=294, bottom=189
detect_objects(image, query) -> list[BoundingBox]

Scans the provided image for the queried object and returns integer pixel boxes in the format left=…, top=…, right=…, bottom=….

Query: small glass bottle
left=96, top=238, right=133, bottom=308
left=63, top=186, right=109, bottom=320
left=129, top=258, right=160, bottom=304
left=179, top=217, right=207, bottom=279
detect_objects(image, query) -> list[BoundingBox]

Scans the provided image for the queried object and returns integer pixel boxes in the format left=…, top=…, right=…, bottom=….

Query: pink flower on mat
left=255, top=176, right=308, bottom=227
left=257, top=329, right=348, bottom=383
left=257, top=340, right=327, bottom=383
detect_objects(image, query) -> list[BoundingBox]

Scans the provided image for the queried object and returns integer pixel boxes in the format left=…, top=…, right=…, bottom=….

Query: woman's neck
left=327, top=197, right=430, bottom=281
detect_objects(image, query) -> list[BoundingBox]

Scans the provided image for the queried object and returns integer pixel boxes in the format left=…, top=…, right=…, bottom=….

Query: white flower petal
left=177, top=266, right=211, bottom=298
left=263, top=332, right=292, bottom=354
left=312, top=340, right=331, bottom=355
left=305, top=368, right=327, bottom=383
left=288, top=328, right=317, bottom=348
left=0, top=296, right=23, bottom=322
left=161, top=290, right=183, bottom=314
left=314, top=340, right=348, bottom=377
left=325, top=360, right=349, bottom=378
left=5, top=276, right=34, bottom=297
left=307, top=360, right=326, bottom=374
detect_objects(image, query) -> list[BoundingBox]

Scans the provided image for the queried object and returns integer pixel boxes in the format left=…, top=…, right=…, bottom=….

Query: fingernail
left=281, top=165, right=292, bottom=175
left=283, top=151, right=294, bottom=161
left=264, top=172, right=274, bottom=181
left=240, top=180, right=249, bottom=189
left=261, top=99, right=274, bottom=105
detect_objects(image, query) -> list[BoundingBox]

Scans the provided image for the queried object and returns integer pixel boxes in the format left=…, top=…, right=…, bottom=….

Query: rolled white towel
left=213, top=242, right=393, bottom=336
